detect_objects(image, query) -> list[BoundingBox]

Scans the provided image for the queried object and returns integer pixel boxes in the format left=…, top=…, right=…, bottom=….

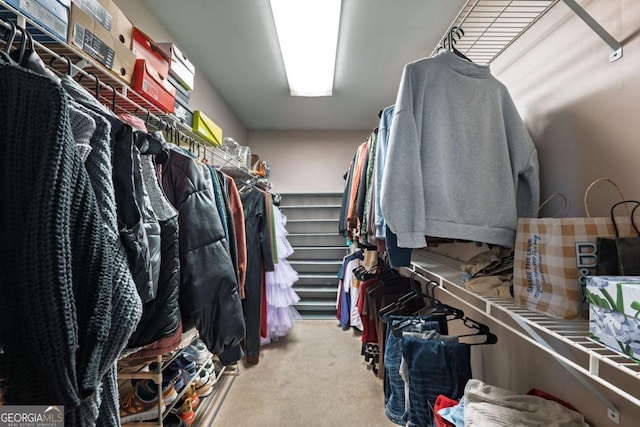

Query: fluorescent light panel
left=270, top=0, right=341, bottom=97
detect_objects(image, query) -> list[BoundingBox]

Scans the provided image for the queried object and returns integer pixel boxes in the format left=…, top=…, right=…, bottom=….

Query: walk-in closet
left=2, top=0, right=640, bottom=426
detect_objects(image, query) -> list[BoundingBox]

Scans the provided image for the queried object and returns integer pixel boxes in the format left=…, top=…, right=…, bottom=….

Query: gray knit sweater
left=0, top=52, right=141, bottom=426
left=380, top=50, right=539, bottom=248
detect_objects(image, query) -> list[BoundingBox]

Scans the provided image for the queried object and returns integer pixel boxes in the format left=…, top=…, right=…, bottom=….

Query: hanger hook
left=12, top=25, right=27, bottom=64
left=2, top=20, right=17, bottom=54
left=106, top=83, right=117, bottom=112
left=49, top=55, right=72, bottom=76
left=79, top=72, right=101, bottom=99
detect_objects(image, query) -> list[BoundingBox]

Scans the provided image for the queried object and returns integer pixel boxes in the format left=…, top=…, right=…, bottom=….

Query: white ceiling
left=144, top=0, right=466, bottom=131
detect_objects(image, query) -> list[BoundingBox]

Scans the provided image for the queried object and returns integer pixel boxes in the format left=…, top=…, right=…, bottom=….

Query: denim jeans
left=383, top=316, right=443, bottom=425
left=401, top=335, right=472, bottom=427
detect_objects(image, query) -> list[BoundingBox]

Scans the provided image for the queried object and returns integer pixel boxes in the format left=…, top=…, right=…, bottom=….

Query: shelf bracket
left=561, top=0, right=622, bottom=62
left=510, top=314, right=620, bottom=424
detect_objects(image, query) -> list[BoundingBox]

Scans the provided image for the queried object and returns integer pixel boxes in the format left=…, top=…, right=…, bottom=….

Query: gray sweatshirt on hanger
left=380, top=50, right=539, bottom=249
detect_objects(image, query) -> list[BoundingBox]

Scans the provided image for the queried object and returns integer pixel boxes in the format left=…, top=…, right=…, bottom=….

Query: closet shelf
left=0, top=0, right=256, bottom=178
left=431, top=0, right=560, bottom=64
left=404, top=250, right=640, bottom=415
left=435, top=0, right=623, bottom=64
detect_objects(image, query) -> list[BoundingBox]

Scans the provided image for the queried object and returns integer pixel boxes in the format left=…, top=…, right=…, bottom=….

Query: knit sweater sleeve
left=380, top=64, right=427, bottom=248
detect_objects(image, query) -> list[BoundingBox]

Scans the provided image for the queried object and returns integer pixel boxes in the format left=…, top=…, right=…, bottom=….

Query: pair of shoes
left=165, top=354, right=197, bottom=392
left=147, top=360, right=185, bottom=395
left=182, top=338, right=211, bottom=364
left=182, top=382, right=200, bottom=410
left=202, top=358, right=216, bottom=377
left=174, top=399, right=195, bottom=426
left=196, top=376, right=214, bottom=397
left=140, top=378, right=178, bottom=406
left=194, top=368, right=209, bottom=388
left=119, top=380, right=167, bottom=423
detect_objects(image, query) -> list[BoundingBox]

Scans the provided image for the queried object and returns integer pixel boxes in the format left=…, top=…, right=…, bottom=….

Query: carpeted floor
left=212, top=320, right=393, bottom=427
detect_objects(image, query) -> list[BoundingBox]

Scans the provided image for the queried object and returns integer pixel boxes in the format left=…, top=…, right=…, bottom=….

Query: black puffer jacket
left=160, top=146, right=245, bottom=363
left=112, top=124, right=160, bottom=303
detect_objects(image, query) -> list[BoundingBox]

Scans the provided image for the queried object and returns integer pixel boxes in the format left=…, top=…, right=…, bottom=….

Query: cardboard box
left=168, top=73, right=190, bottom=102
left=173, top=96, right=193, bottom=128
left=586, top=276, right=640, bottom=362
left=71, top=0, right=111, bottom=31
left=132, top=59, right=176, bottom=113
left=193, top=110, right=222, bottom=146
left=5, top=0, right=70, bottom=42
left=68, top=0, right=136, bottom=83
left=158, top=42, right=195, bottom=91
left=132, top=27, right=170, bottom=81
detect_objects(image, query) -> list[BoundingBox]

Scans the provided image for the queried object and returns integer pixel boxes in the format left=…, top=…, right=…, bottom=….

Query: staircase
left=279, top=193, right=347, bottom=319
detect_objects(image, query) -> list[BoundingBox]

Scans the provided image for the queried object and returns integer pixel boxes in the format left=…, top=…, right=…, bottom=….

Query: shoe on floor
left=119, top=380, right=167, bottom=423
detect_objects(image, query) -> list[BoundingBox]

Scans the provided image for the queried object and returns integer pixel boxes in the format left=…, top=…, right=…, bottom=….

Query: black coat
left=160, top=146, right=245, bottom=361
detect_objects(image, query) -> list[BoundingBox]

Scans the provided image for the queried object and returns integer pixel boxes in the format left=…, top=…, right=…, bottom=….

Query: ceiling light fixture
left=269, top=0, right=342, bottom=97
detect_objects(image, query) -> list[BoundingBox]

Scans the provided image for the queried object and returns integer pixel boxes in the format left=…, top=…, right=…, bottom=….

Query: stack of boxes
left=158, top=42, right=194, bottom=126
left=130, top=27, right=175, bottom=113
left=67, top=0, right=136, bottom=84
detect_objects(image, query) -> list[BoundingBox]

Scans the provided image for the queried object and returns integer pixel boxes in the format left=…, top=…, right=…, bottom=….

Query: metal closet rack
left=432, top=0, right=623, bottom=64
left=0, top=1, right=257, bottom=183
left=404, top=250, right=640, bottom=425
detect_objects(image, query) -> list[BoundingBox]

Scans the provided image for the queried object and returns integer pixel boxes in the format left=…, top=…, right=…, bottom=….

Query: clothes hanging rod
left=561, top=0, right=622, bottom=62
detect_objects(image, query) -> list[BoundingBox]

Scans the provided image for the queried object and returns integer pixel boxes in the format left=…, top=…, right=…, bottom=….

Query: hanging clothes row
left=0, top=25, right=279, bottom=425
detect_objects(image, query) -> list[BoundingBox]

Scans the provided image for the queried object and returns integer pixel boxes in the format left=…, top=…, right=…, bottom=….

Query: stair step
left=280, top=193, right=343, bottom=207
left=293, top=285, right=337, bottom=299
left=290, top=246, right=346, bottom=260
left=280, top=205, right=342, bottom=220
left=300, top=311, right=336, bottom=320
left=280, top=205, right=342, bottom=209
left=290, top=259, right=342, bottom=274
left=294, top=300, right=336, bottom=311
left=287, top=233, right=346, bottom=247
left=296, top=273, right=340, bottom=285
left=286, top=219, right=339, bottom=234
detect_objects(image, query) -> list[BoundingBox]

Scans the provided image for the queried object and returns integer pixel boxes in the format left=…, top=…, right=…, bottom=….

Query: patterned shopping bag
left=513, top=215, right=636, bottom=319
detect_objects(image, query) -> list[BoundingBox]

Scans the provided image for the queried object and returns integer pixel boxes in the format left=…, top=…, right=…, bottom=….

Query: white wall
left=492, top=0, right=640, bottom=218
left=248, top=130, right=369, bottom=194
left=112, top=0, right=248, bottom=143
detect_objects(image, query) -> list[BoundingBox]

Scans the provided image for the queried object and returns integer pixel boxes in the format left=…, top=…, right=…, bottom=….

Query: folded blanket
left=464, top=379, right=586, bottom=426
